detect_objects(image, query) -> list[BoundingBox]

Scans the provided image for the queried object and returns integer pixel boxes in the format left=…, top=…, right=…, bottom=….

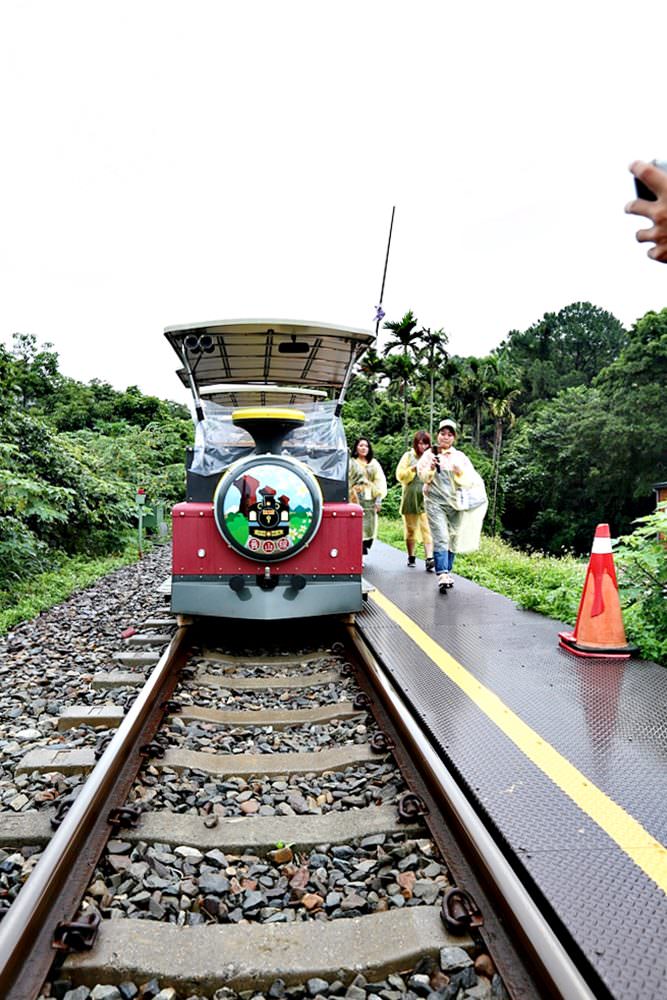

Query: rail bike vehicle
left=166, top=319, right=375, bottom=620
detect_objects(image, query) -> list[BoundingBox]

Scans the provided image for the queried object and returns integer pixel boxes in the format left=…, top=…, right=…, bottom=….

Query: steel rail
left=346, top=622, right=602, bottom=1000
left=0, top=624, right=193, bottom=1000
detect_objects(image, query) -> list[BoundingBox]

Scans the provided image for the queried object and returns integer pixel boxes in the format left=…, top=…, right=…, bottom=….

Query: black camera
left=634, top=160, right=667, bottom=202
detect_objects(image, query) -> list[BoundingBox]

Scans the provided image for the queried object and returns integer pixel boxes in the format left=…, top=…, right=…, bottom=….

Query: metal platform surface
left=356, top=542, right=667, bottom=1000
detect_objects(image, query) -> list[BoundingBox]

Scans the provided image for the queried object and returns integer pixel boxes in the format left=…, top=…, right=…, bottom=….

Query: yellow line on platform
left=370, top=587, right=667, bottom=894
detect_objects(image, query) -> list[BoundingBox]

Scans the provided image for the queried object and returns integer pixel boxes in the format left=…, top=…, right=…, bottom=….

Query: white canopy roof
left=165, top=318, right=375, bottom=398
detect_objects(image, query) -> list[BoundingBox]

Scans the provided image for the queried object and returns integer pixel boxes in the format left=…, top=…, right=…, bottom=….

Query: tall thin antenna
left=374, top=206, right=396, bottom=336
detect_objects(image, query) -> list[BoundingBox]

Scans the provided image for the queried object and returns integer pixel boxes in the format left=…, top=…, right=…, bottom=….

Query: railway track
left=0, top=613, right=597, bottom=1000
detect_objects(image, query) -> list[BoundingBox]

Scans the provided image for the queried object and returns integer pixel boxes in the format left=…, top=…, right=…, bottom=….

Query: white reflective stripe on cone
left=591, top=537, right=612, bottom=554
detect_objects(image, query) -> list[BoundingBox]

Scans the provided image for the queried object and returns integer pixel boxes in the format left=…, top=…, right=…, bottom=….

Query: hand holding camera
left=626, top=160, right=667, bottom=262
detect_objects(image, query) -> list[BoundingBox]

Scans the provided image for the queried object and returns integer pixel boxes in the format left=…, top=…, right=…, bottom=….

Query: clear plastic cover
left=190, top=399, right=348, bottom=482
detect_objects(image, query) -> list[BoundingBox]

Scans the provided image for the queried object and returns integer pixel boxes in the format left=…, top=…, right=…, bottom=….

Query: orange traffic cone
left=558, top=524, right=638, bottom=659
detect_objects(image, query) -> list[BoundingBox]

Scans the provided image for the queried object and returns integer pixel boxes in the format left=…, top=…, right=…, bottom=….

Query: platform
left=356, top=542, right=667, bottom=1000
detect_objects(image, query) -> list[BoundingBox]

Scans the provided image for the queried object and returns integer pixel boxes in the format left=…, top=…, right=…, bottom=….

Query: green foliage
left=382, top=310, right=425, bottom=445
left=47, top=378, right=189, bottom=431
left=497, top=302, right=628, bottom=414
left=356, top=349, right=387, bottom=391
left=372, top=433, right=405, bottom=485
left=383, top=310, right=419, bottom=353
left=0, top=409, right=134, bottom=557
left=615, top=505, right=667, bottom=664
left=500, top=386, right=620, bottom=552
left=453, top=356, right=489, bottom=446
left=0, top=544, right=146, bottom=634
left=0, top=344, right=17, bottom=418
left=501, top=304, right=667, bottom=554
left=595, top=307, right=667, bottom=398
left=4, top=333, right=188, bottom=431
left=594, top=308, right=667, bottom=501
left=0, top=334, right=192, bottom=596
left=8, top=333, right=62, bottom=411
left=381, top=484, right=403, bottom=520
left=0, top=442, right=72, bottom=582
left=454, top=536, right=587, bottom=624
left=462, top=443, right=493, bottom=484
left=0, top=463, right=74, bottom=526
left=377, top=520, right=586, bottom=624
left=343, top=399, right=406, bottom=473
left=377, top=513, right=406, bottom=549
left=60, top=415, right=191, bottom=507
left=0, top=514, right=49, bottom=585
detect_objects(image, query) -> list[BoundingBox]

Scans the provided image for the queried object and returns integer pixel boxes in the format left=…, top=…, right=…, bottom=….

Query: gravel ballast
left=0, top=548, right=509, bottom=999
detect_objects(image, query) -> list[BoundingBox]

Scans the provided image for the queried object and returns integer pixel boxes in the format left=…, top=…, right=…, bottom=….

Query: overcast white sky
left=1, top=1, right=666, bottom=406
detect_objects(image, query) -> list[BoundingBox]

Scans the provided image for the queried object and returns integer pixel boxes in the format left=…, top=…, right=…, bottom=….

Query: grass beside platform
left=0, top=542, right=153, bottom=635
left=377, top=517, right=586, bottom=626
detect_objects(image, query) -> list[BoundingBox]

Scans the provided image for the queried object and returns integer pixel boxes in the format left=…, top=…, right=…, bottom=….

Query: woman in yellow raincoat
left=349, top=437, right=387, bottom=562
left=395, top=430, right=435, bottom=571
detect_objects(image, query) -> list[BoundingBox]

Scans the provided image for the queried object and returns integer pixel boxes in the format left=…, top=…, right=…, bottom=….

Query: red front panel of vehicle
left=172, top=502, right=362, bottom=575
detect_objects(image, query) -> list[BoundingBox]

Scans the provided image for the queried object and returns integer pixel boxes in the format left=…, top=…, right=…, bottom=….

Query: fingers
left=639, top=227, right=667, bottom=260
left=647, top=243, right=667, bottom=262
left=629, top=159, right=652, bottom=180
left=627, top=161, right=659, bottom=218
left=630, top=159, right=667, bottom=189
left=627, top=159, right=667, bottom=206
left=636, top=224, right=658, bottom=244
left=625, top=197, right=654, bottom=220
left=627, top=161, right=667, bottom=261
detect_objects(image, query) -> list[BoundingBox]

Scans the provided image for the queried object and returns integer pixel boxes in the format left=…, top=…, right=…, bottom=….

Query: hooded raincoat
left=417, top=446, right=487, bottom=556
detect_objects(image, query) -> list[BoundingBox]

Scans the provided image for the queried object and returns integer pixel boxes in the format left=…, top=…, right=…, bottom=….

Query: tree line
left=0, top=334, right=191, bottom=592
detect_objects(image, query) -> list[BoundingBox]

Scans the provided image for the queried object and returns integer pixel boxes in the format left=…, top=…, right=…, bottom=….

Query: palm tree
left=383, top=310, right=424, bottom=445
left=483, top=357, right=522, bottom=533
left=356, top=347, right=387, bottom=394
left=457, top=357, right=492, bottom=448
left=383, top=310, right=420, bottom=356
left=383, top=353, right=415, bottom=445
left=416, top=327, right=449, bottom=438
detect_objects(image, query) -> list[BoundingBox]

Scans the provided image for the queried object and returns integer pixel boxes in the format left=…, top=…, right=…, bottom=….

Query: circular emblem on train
left=213, top=455, right=323, bottom=562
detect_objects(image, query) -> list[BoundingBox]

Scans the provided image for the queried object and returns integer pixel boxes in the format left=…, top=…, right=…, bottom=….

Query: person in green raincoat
left=395, top=430, right=435, bottom=571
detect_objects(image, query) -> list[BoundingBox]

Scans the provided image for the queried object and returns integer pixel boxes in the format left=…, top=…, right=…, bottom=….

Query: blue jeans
left=433, top=550, right=455, bottom=574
